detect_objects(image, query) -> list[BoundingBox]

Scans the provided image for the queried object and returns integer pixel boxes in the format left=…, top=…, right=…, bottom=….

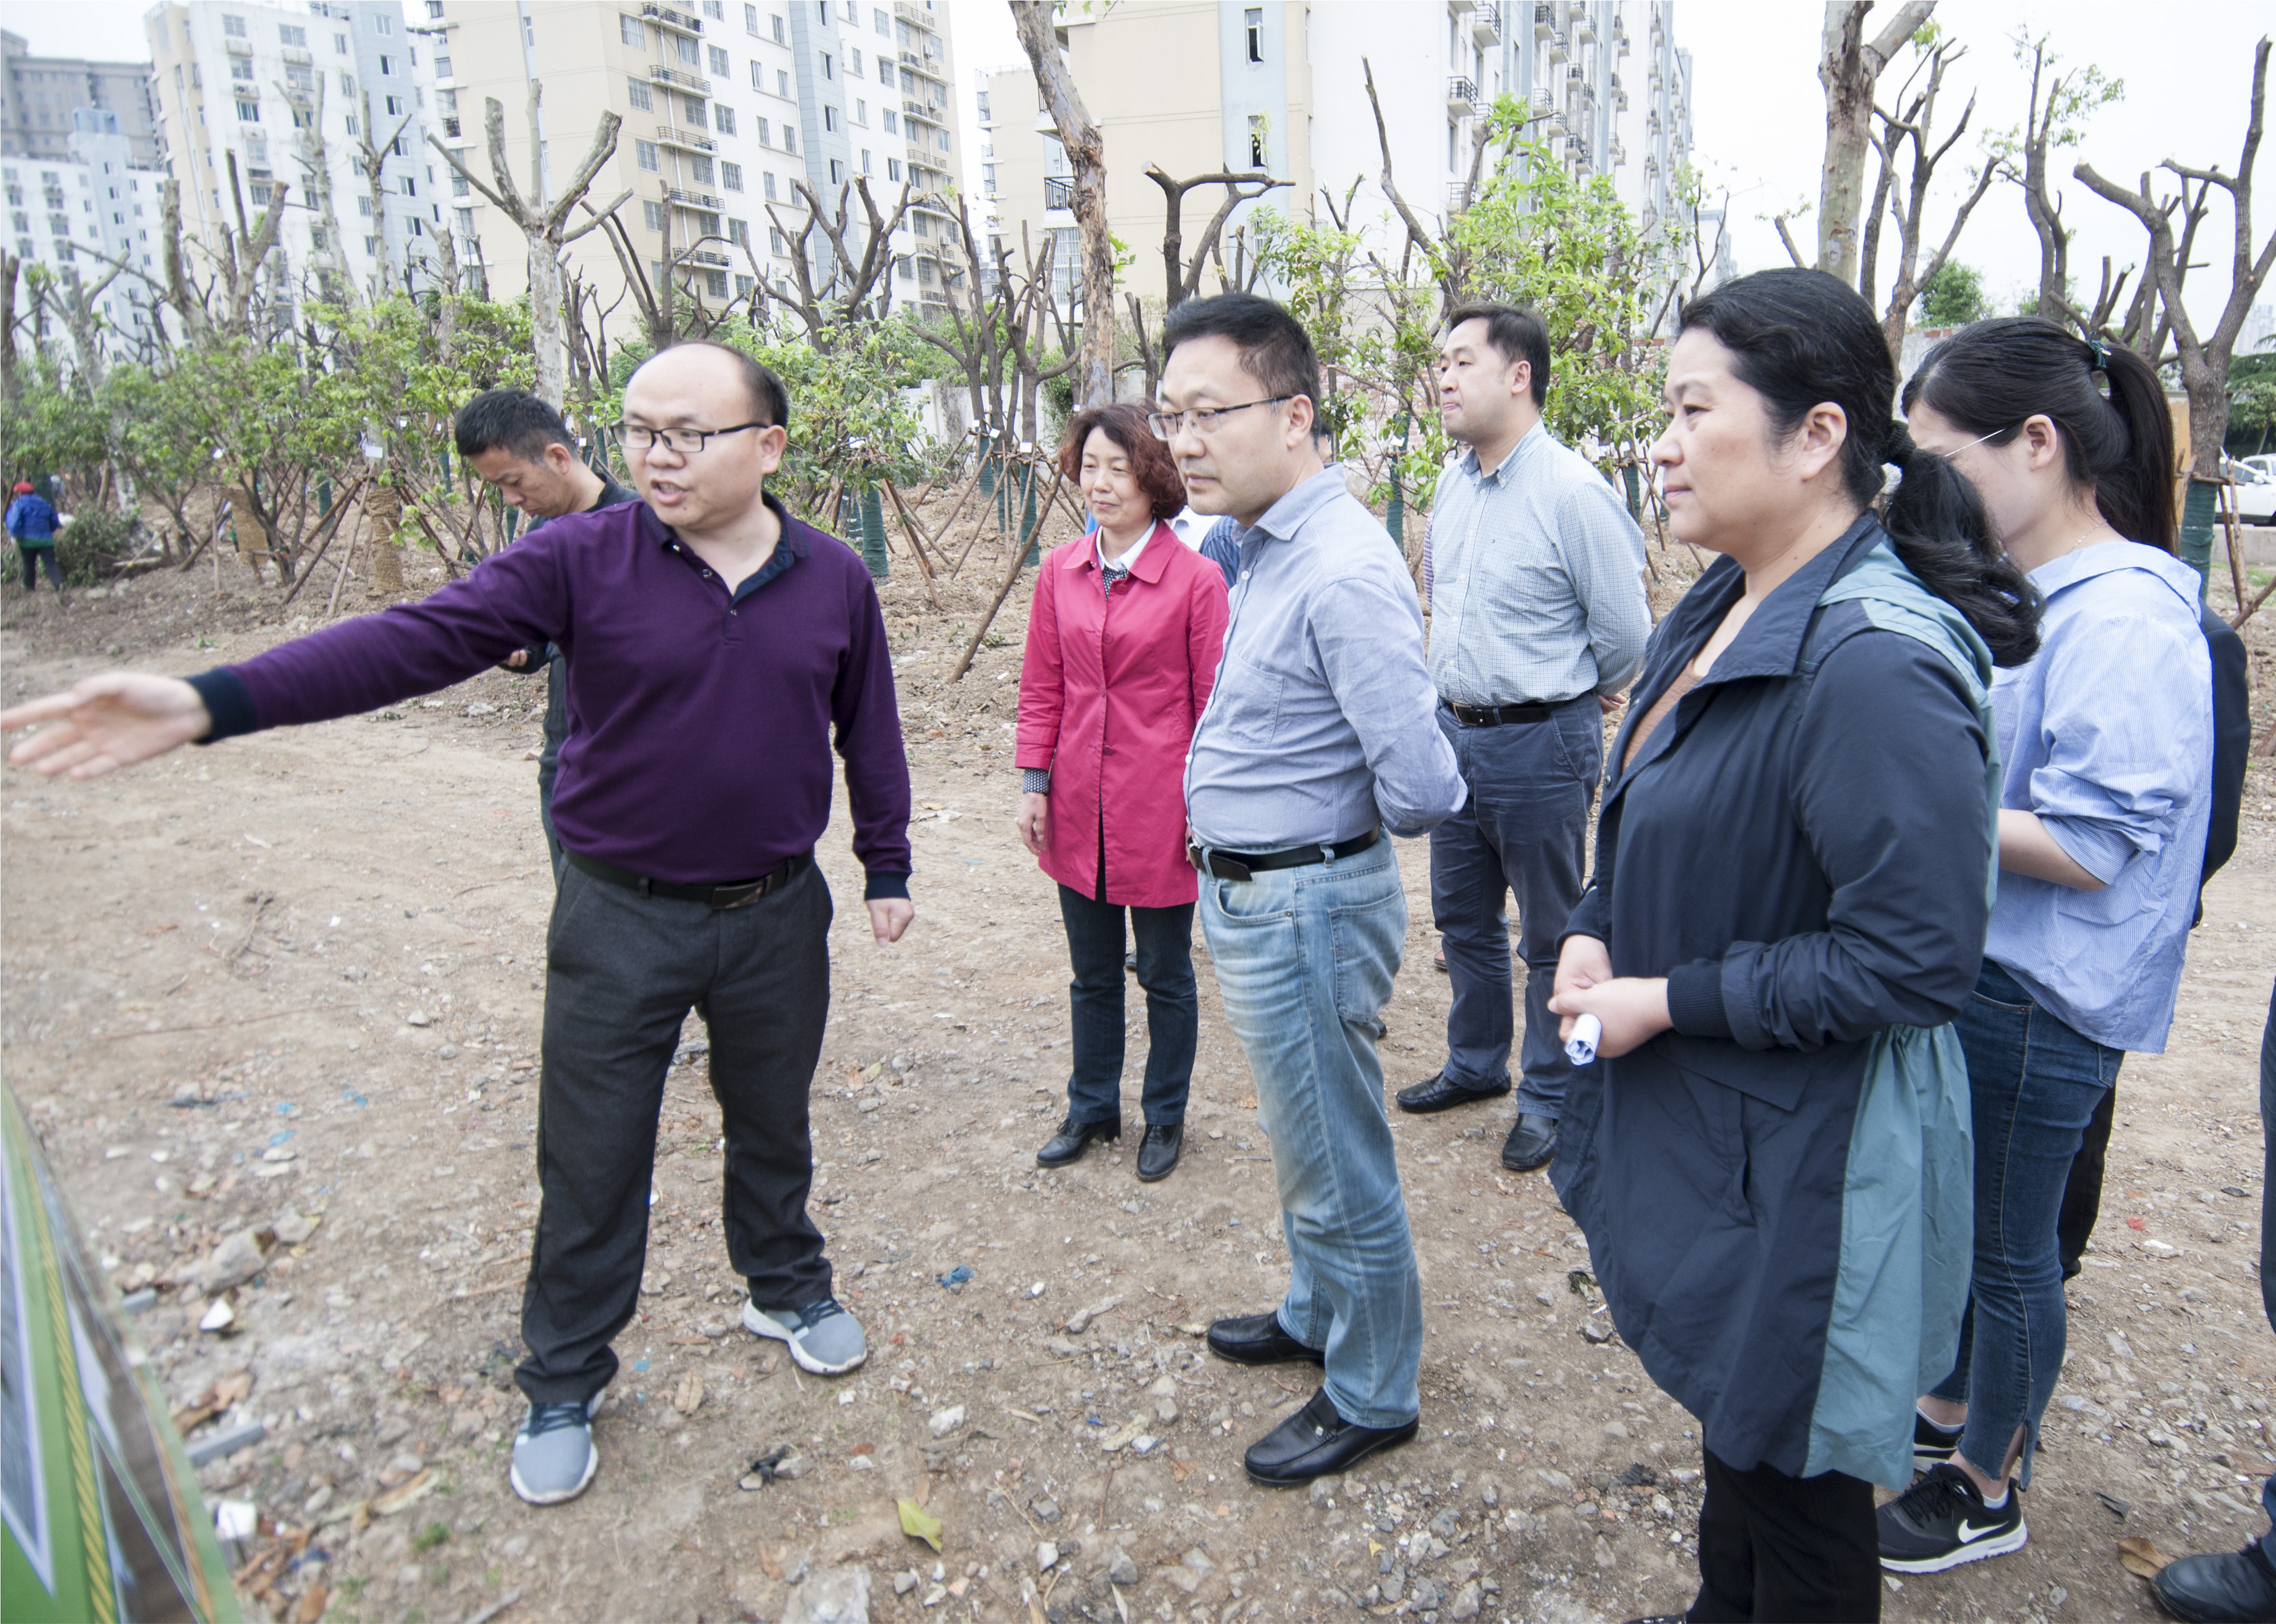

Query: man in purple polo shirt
left=1, top=342, right=914, bottom=1507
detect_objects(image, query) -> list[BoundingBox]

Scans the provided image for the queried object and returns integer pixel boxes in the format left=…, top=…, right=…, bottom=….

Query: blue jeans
left=1930, top=959, right=2123, bottom=1487
left=1428, top=699, right=1601, bottom=1119
left=1197, top=836, right=1421, bottom=1429
left=1057, top=885, right=1198, bottom=1128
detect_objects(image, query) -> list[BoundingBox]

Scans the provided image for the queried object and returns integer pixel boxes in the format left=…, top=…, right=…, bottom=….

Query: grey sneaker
left=509, top=1395, right=601, bottom=1506
left=743, top=1295, right=867, bottom=1375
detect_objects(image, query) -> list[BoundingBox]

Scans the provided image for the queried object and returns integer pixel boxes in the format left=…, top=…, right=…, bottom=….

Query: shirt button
left=702, top=568, right=712, bottom=577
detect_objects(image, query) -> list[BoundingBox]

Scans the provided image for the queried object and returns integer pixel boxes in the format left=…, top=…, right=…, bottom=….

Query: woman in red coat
left=1015, top=404, right=1231, bottom=1182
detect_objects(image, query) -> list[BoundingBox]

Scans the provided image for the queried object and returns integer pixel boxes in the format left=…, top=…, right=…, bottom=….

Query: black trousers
left=535, top=648, right=568, bottom=883
left=17, top=544, right=61, bottom=590
left=516, top=858, right=834, bottom=1404
left=2056, top=1082, right=2116, bottom=1278
left=1058, top=884, right=1198, bottom=1128
left=1689, top=1449, right=1879, bottom=1623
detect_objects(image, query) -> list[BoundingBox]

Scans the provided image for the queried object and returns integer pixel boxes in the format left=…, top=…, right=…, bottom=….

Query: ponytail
left=1904, top=317, right=2177, bottom=555
left=1680, top=270, right=2043, bottom=667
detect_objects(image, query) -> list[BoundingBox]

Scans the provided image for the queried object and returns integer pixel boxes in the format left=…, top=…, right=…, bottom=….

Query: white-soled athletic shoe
left=509, top=1394, right=603, bottom=1506
left=1877, top=1462, right=2027, bottom=1572
left=743, top=1294, right=867, bottom=1375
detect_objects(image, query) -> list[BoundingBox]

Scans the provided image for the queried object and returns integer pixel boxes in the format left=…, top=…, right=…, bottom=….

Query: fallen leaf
left=760, top=1546, right=784, bottom=1581
left=370, top=1469, right=436, bottom=1517
left=2119, top=1536, right=2175, bottom=1578
left=899, top=1498, right=945, bottom=1551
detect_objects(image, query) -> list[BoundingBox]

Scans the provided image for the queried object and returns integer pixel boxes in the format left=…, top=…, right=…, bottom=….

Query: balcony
left=903, top=97, right=943, bottom=125
left=1471, top=7, right=1500, bottom=46
left=687, top=247, right=730, bottom=266
left=1547, top=30, right=1568, bottom=64
left=667, top=186, right=723, bottom=209
left=1445, top=75, right=1476, bottom=116
left=1043, top=175, right=1073, bottom=210
left=1613, top=20, right=1630, bottom=56
left=224, top=36, right=253, bottom=56
left=642, top=3, right=704, bottom=36
left=898, top=50, right=945, bottom=83
left=1445, top=180, right=1472, bottom=215
left=1572, top=12, right=1594, bottom=44
left=1531, top=88, right=1554, bottom=116
left=281, top=45, right=311, bottom=65
left=1610, top=71, right=1626, bottom=110
left=649, top=64, right=712, bottom=94
left=1534, top=2, right=1553, bottom=39
left=657, top=121, right=715, bottom=152
left=442, top=116, right=461, bottom=138
left=1445, top=0, right=1471, bottom=13
left=893, top=0, right=930, bottom=23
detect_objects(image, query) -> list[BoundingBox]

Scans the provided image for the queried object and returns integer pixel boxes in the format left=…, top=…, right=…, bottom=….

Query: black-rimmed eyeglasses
left=1146, top=397, right=1294, bottom=441
left=618, top=422, right=770, bottom=454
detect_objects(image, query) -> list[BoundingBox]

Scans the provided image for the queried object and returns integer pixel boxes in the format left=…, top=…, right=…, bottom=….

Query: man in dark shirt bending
left=1, top=342, right=916, bottom=1508
left=453, top=389, right=635, bottom=881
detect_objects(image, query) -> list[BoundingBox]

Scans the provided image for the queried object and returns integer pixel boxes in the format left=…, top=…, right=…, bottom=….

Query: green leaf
left=899, top=1498, right=944, bottom=1551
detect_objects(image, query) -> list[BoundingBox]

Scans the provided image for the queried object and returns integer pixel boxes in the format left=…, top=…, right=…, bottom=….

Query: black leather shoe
left=1243, top=1388, right=1417, bottom=1486
left=1136, top=1123, right=1183, bottom=1182
left=1036, top=1115, right=1119, bottom=1168
left=1395, top=1069, right=1511, bottom=1115
left=1501, top=1113, right=1557, bottom=1172
left=2152, top=1545, right=2276, bottom=1622
left=1205, top=1311, right=1324, bottom=1367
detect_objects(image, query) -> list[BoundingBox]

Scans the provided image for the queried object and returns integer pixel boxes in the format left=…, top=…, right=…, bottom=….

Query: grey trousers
left=516, top=857, right=834, bottom=1403
left=1428, top=697, right=1602, bottom=1120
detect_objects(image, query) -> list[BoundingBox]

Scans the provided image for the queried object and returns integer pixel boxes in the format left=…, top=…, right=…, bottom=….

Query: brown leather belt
left=565, top=848, right=810, bottom=909
left=1186, top=828, right=1379, bottom=883
left=1445, top=699, right=1559, bottom=726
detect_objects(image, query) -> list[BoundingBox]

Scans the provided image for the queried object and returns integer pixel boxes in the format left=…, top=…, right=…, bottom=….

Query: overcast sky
left=13, top=0, right=2270, bottom=336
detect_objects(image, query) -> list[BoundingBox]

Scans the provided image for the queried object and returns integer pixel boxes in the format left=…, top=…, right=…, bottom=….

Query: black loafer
left=1395, top=1069, right=1511, bottom=1115
left=1205, top=1310, right=1324, bottom=1367
left=1501, top=1112, right=1556, bottom=1172
left=2152, top=1545, right=2276, bottom=1622
left=1244, top=1388, right=1417, bottom=1486
left=1136, top=1123, right=1183, bottom=1182
left=1036, top=1115, right=1119, bottom=1168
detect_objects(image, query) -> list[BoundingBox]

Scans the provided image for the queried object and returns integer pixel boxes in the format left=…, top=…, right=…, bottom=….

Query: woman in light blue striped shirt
left=1876, top=321, right=2213, bottom=1578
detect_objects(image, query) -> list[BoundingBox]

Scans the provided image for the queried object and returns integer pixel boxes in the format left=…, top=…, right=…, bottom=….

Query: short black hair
left=454, top=389, right=576, bottom=464
left=1160, top=293, right=1322, bottom=421
left=1445, top=303, right=1549, bottom=407
left=653, top=339, right=790, bottom=430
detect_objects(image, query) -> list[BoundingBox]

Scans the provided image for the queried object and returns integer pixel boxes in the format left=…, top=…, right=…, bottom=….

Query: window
left=620, top=14, right=645, bottom=46
left=286, top=64, right=315, bottom=92
left=708, top=44, right=728, bottom=73
left=828, top=157, right=843, bottom=183
left=455, top=206, right=472, bottom=233
left=452, top=173, right=469, bottom=196
left=358, top=194, right=374, bottom=216
left=887, top=156, right=901, bottom=181
left=896, top=253, right=912, bottom=280
left=628, top=78, right=653, bottom=111
left=250, top=179, right=272, bottom=204
left=683, top=94, right=706, bottom=122
left=345, top=114, right=359, bottom=135
left=861, top=147, right=874, bottom=173
left=715, top=105, right=736, bottom=134
left=435, top=54, right=452, bottom=78
left=635, top=138, right=659, bottom=171
left=736, top=272, right=755, bottom=296
left=773, top=14, right=786, bottom=43
left=937, top=126, right=949, bottom=151
left=746, top=4, right=760, bottom=32
left=392, top=134, right=410, bottom=156
left=917, top=256, right=934, bottom=286
left=643, top=199, right=665, bottom=230
left=722, top=160, right=743, bottom=190
left=821, top=53, right=833, bottom=80
left=855, top=99, right=867, bottom=125
left=1245, top=7, right=1264, bottom=63
left=1248, top=114, right=1265, bottom=167
left=374, top=13, right=391, bottom=32
left=875, top=7, right=889, bottom=32
left=293, top=105, right=315, bottom=127
left=976, top=90, right=990, bottom=121
left=386, top=95, right=405, bottom=116
left=762, top=170, right=777, bottom=199
left=236, top=98, right=260, bottom=121
left=822, top=105, right=836, bottom=131
left=690, top=154, right=715, bottom=183
left=280, top=23, right=306, bottom=46
left=223, top=14, right=247, bottom=36
left=245, top=134, right=268, bottom=162
left=850, top=48, right=862, bottom=75
left=230, top=59, right=255, bottom=83
left=335, top=31, right=348, bottom=52
left=676, top=35, right=699, bottom=65
left=379, top=55, right=393, bottom=76
left=702, top=268, right=727, bottom=298
left=883, top=110, right=897, bottom=134
left=783, top=124, right=795, bottom=153
left=752, top=61, right=765, bottom=91
left=428, top=0, right=445, bottom=16
left=728, top=216, right=751, bottom=244
left=769, top=225, right=787, bottom=253
left=402, top=175, right=417, bottom=196
left=366, top=235, right=379, bottom=253
left=340, top=71, right=356, bottom=94
left=705, top=0, right=725, bottom=17
left=757, top=116, right=772, bottom=145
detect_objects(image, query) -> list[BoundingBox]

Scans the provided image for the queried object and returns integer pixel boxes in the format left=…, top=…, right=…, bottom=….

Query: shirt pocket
left=1211, top=653, right=1283, bottom=748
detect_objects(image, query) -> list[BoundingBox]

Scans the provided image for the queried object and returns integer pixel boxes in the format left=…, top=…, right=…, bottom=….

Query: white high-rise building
left=4, top=109, right=174, bottom=367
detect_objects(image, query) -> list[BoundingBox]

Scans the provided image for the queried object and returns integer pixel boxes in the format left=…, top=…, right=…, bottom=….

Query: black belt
left=1187, top=828, right=1379, bottom=883
left=1444, top=698, right=1559, bottom=727
left=565, top=848, right=809, bottom=909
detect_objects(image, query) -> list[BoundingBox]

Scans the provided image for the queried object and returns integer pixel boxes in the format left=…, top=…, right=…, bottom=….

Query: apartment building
left=429, top=0, right=964, bottom=333
left=145, top=0, right=445, bottom=322
left=5, top=110, right=173, bottom=366
left=981, top=1, right=1705, bottom=318
left=2, top=30, right=162, bottom=167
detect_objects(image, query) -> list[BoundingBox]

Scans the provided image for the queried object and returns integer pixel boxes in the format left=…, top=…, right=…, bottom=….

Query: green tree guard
left=2180, top=479, right=2217, bottom=601
left=1383, top=414, right=1410, bottom=543
left=859, top=483, right=889, bottom=579
left=1020, top=464, right=1040, bottom=568
left=317, top=478, right=333, bottom=517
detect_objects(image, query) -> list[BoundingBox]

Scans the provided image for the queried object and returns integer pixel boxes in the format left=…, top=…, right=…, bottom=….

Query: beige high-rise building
left=429, top=0, right=966, bottom=336
left=980, top=1, right=1706, bottom=318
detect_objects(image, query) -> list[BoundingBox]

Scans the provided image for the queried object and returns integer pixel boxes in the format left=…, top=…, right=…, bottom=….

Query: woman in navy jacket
left=1547, top=269, right=2039, bottom=1623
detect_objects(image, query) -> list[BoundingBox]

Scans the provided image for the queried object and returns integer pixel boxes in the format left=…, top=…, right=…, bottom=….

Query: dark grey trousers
left=1428, top=696, right=1602, bottom=1120
left=517, top=858, right=834, bottom=1404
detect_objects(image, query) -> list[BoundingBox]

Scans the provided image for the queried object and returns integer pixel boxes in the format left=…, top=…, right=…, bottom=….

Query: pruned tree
left=355, top=89, right=418, bottom=300
left=1011, top=0, right=1113, bottom=408
left=207, top=153, right=290, bottom=338
left=912, top=196, right=1018, bottom=443
left=428, top=89, right=625, bottom=407
left=157, top=177, right=211, bottom=343
left=1993, top=29, right=2123, bottom=330
left=762, top=177, right=916, bottom=343
left=1868, top=38, right=1996, bottom=351
left=2078, top=38, right=2276, bottom=491
left=1146, top=164, right=1289, bottom=308
left=32, top=263, right=124, bottom=386
left=1815, top=0, right=1937, bottom=286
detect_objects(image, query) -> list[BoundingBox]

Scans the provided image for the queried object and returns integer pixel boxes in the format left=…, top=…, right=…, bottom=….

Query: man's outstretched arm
left=2, top=672, right=216, bottom=779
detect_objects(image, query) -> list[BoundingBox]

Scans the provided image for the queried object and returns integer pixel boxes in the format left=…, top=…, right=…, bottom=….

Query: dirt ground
left=5, top=519, right=2276, bottom=1624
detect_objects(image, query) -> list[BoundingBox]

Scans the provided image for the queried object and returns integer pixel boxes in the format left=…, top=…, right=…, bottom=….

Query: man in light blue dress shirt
left=1159, top=293, right=1466, bottom=1489
left=1397, top=304, right=1649, bottom=1176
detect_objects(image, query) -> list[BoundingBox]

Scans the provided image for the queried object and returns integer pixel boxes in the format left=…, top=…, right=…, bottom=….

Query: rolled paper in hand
left=1564, top=1012, right=1602, bottom=1067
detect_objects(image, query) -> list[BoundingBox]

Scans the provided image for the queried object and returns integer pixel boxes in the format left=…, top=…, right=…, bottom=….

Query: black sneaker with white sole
left=1913, top=1409, right=1963, bottom=1473
left=1877, top=1462, right=2027, bottom=1572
